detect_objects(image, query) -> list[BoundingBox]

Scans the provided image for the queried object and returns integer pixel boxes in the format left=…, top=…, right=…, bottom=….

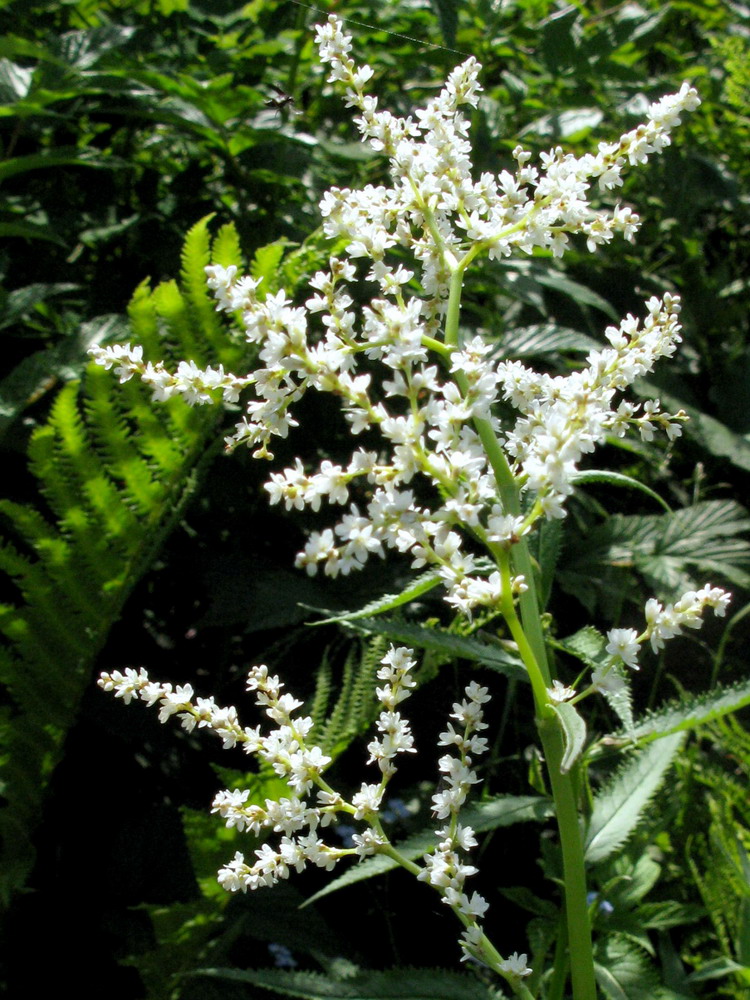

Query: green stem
left=439, top=254, right=595, bottom=997
left=538, top=716, right=598, bottom=1000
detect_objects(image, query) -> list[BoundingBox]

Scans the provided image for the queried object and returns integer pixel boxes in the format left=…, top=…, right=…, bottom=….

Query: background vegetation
left=1, top=0, right=749, bottom=997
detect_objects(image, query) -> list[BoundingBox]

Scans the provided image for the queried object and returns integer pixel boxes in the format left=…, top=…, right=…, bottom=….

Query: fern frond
left=312, top=636, right=387, bottom=758
left=0, top=217, right=307, bottom=904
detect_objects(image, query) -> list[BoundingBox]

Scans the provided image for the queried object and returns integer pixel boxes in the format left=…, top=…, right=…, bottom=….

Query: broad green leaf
left=0, top=221, right=65, bottom=244
left=0, top=149, right=105, bottom=183
left=522, top=107, right=605, bottom=141
left=304, top=795, right=552, bottom=906
left=0, top=282, right=79, bottom=332
left=585, top=732, right=684, bottom=865
left=552, top=701, right=587, bottom=772
left=55, top=25, right=137, bottom=70
left=495, top=258, right=620, bottom=319
left=0, top=58, right=33, bottom=102
left=686, top=957, right=749, bottom=983
left=0, top=314, right=126, bottom=436
left=562, top=500, right=750, bottom=608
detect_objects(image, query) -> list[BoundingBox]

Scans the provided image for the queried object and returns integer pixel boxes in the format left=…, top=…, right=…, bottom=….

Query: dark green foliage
left=0, top=216, right=246, bottom=901
left=1, top=1, right=750, bottom=997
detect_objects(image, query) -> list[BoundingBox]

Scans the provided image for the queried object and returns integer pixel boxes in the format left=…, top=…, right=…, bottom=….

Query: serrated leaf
left=193, top=966, right=498, bottom=1000
left=308, top=572, right=443, bottom=626
left=341, top=617, right=526, bottom=680
left=594, top=935, right=660, bottom=1000
left=611, top=677, right=750, bottom=746
left=303, top=795, right=552, bottom=906
left=562, top=500, right=750, bottom=609
left=552, top=701, right=587, bottom=772
left=585, top=733, right=684, bottom=865
left=494, top=258, right=619, bottom=320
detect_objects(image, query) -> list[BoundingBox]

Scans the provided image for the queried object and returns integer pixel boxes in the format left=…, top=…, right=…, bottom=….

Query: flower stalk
left=89, top=14, right=731, bottom=998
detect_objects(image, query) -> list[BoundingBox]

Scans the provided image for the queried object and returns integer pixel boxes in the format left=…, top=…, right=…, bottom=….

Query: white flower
left=499, top=952, right=532, bottom=977
left=547, top=680, right=576, bottom=704
left=606, top=627, right=641, bottom=670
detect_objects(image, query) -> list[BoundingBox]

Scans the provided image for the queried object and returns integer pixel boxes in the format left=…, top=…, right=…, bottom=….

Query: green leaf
left=686, top=957, right=749, bottom=983
left=611, top=678, right=750, bottom=746
left=55, top=25, right=138, bottom=70
left=0, top=149, right=105, bottom=183
left=495, top=258, right=620, bottom=320
left=0, top=282, right=79, bottom=331
left=594, top=935, right=661, bottom=1000
left=572, top=470, right=671, bottom=513
left=192, top=966, right=498, bottom=1000
left=585, top=733, right=684, bottom=865
left=496, top=322, right=598, bottom=359
left=308, top=572, right=443, bottom=626
left=341, top=617, right=526, bottom=680
left=0, top=314, right=126, bottom=437
left=552, top=701, right=587, bottom=772
left=0, top=58, right=33, bottom=102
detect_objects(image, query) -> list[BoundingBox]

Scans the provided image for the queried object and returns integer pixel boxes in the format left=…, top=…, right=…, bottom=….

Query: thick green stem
left=440, top=257, right=595, bottom=997
left=538, top=716, right=598, bottom=1000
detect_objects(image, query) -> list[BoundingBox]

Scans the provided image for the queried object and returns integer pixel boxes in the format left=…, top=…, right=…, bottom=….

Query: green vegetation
left=1, top=1, right=749, bottom=997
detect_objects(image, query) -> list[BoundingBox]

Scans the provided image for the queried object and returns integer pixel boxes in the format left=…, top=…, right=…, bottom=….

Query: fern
left=0, top=216, right=319, bottom=903
left=309, top=636, right=389, bottom=758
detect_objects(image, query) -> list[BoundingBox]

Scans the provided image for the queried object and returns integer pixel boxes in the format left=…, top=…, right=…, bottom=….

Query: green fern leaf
left=0, top=217, right=290, bottom=903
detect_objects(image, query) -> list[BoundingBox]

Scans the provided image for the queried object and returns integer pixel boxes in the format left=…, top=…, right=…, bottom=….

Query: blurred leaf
left=0, top=314, right=127, bottom=439
left=0, top=282, right=79, bottom=331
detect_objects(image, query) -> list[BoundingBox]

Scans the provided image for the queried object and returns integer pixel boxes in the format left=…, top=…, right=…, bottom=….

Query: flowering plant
left=92, top=15, right=740, bottom=999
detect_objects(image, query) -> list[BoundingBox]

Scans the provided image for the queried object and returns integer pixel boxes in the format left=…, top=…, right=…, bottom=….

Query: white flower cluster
left=497, top=293, right=686, bottom=519
left=98, top=650, right=533, bottom=975
left=417, top=681, right=495, bottom=961
left=88, top=342, right=252, bottom=404
left=591, top=584, right=731, bottom=693
left=99, top=649, right=469, bottom=896
left=89, top=17, right=700, bottom=621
